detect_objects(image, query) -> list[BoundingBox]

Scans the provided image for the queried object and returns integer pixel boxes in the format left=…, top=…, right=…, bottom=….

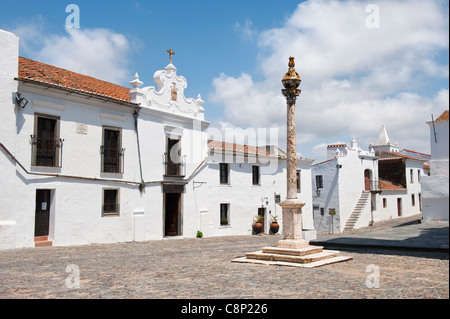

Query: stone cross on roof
left=167, top=49, right=175, bottom=64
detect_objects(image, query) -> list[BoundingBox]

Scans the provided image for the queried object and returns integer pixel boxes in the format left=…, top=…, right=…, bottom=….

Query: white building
left=422, top=110, right=449, bottom=221
left=312, top=127, right=428, bottom=235
left=0, top=29, right=315, bottom=249
left=312, top=139, right=379, bottom=234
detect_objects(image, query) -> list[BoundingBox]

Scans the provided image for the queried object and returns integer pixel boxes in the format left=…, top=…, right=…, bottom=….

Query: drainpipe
left=133, top=108, right=145, bottom=192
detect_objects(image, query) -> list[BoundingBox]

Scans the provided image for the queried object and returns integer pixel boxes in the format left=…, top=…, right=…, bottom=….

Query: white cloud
left=211, top=0, right=449, bottom=161
left=14, top=21, right=132, bottom=84
left=234, top=19, right=257, bottom=40
left=37, top=28, right=131, bottom=84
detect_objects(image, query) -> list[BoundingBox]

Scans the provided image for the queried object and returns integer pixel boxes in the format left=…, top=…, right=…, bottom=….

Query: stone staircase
left=232, top=245, right=352, bottom=268
left=343, top=191, right=370, bottom=232
left=34, top=236, right=53, bottom=247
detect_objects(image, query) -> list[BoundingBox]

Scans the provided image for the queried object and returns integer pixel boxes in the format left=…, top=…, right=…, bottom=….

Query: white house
left=311, top=138, right=379, bottom=234
left=422, top=110, right=449, bottom=221
left=311, top=127, right=428, bottom=235
left=0, top=29, right=315, bottom=249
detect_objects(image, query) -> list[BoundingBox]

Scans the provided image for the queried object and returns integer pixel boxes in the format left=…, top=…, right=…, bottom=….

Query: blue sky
left=1, top=0, right=448, bottom=162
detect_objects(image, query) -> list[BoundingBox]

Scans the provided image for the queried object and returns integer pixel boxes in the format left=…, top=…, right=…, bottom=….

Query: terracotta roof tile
left=17, top=57, right=134, bottom=105
left=327, top=144, right=347, bottom=148
left=378, top=150, right=427, bottom=161
left=208, top=140, right=271, bottom=156
left=379, top=179, right=406, bottom=190
left=436, top=110, right=449, bottom=122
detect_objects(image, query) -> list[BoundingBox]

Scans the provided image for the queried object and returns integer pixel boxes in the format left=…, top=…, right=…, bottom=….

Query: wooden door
left=364, top=170, right=371, bottom=191
left=165, top=193, right=181, bottom=236
left=166, top=138, right=180, bottom=176
left=36, top=117, right=57, bottom=167
left=35, top=190, right=51, bottom=237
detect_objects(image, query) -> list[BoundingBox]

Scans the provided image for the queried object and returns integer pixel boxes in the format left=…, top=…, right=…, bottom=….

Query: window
left=103, top=189, right=119, bottom=216
left=411, top=194, right=415, bottom=207
left=101, top=127, right=123, bottom=174
left=31, top=114, right=62, bottom=167
left=220, top=203, right=230, bottom=226
left=383, top=198, right=387, bottom=208
left=220, top=163, right=229, bottom=184
left=296, top=170, right=301, bottom=193
left=316, top=175, right=323, bottom=189
left=165, top=137, right=183, bottom=176
left=252, top=166, right=260, bottom=185
left=418, top=170, right=421, bottom=183
left=410, top=169, right=414, bottom=183
left=274, top=194, right=281, bottom=204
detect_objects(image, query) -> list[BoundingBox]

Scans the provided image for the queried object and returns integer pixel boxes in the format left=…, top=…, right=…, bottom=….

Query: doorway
left=35, top=190, right=51, bottom=237
left=164, top=193, right=182, bottom=236
left=364, top=169, right=371, bottom=191
left=258, top=207, right=266, bottom=233
left=397, top=198, right=402, bottom=217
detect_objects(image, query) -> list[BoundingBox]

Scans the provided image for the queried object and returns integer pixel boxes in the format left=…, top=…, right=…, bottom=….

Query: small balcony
left=31, top=136, right=64, bottom=168
left=100, top=146, right=125, bottom=174
left=369, top=179, right=381, bottom=193
left=164, top=152, right=186, bottom=177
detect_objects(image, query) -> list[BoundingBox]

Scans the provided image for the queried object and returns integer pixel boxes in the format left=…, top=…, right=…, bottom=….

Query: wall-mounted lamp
left=316, top=189, right=321, bottom=197
left=15, top=93, right=28, bottom=108
left=336, top=164, right=342, bottom=169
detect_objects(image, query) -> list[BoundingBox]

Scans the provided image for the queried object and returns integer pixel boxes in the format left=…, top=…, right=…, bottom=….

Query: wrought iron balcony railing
left=164, top=152, right=186, bottom=177
left=31, top=136, right=64, bottom=168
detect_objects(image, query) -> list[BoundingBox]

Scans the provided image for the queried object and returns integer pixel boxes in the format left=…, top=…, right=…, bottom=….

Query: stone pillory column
left=278, top=56, right=308, bottom=249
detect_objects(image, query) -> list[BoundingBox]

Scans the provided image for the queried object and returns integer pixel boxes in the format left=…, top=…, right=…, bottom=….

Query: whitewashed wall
left=422, top=116, right=449, bottom=221
left=0, top=30, right=21, bottom=249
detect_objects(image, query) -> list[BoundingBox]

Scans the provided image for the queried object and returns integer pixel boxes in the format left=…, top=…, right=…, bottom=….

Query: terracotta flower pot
left=270, top=222, right=279, bottom=234
left=252, top=222, right=263, bottom=235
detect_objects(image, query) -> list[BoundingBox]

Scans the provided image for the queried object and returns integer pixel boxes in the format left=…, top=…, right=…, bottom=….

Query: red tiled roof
left=436, top=110, right=449, bottom=122
left=399, top=149, right=430, bottom=157
left=379, top=179, right=406, bottom=190
left=208, top=140, right=271, bottom=156
left=327, top=144, right=347, bottom=148
left=17, top=57, right=135, bottom=105
left=312, top=157, right=336, bottom=167
left=378, top=150, right=427, bottom=162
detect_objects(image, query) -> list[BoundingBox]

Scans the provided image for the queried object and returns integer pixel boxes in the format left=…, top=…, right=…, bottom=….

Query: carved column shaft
left=283, top=89, right=301, bottom=200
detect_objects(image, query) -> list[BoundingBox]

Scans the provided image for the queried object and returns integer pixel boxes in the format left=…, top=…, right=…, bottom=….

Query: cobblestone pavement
left=0, top=234, right=448, bottom=299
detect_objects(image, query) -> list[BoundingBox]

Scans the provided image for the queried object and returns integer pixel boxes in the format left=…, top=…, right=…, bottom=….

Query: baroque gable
left=130, top=63, right=205, bottom=121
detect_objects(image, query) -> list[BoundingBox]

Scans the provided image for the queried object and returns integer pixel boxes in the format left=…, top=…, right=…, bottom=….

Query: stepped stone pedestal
left=233, top=200, right=352, bottom=268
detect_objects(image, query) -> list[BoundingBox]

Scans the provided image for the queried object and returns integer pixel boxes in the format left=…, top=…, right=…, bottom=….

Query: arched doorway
left=364, top=169, right=372, bottom=191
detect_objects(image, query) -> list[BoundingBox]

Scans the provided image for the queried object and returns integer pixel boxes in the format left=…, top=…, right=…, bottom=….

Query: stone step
left=245, top=250, right=341, bottom=264
left=35, top=240, right=53, bottom=247
left=34, top=236, right=53, bottom=247
left=262, top=245, right=323, bottom=256
left=232, top=255, right=353, bottom=268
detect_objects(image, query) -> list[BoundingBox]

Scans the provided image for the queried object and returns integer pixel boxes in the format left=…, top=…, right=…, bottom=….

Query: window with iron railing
left=31, top=115, right=63, bottom=168
left=163, top=152, right=186, bottom=176
left=164, top=137, right=185, bottom=176
left=101, top=127, right=125, bottom=174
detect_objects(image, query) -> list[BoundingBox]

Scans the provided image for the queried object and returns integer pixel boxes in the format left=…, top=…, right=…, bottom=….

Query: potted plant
left=252, top=215, right=264, bottom=235
left=270, top=215, right=280, bottom=234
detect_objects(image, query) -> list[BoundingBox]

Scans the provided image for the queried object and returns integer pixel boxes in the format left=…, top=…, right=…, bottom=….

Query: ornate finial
left=283, top=56, right=301, bottom=82
left=129, top=72, right=143, bottom=88
left=167, top=49, right=175, bottom=64
left=288, top=56, right=295, bottom=69
left=282, top=56, right=301, bottom=104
